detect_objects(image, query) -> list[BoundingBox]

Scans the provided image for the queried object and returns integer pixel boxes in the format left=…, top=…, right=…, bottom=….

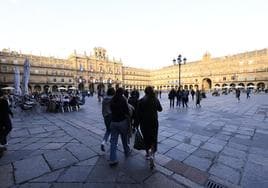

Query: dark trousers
left=169, top=99, right=175, bottom=108
left=0, top=122, right=12, bottom=145
left=176, top=98, right=181, bottom=107
left=182, top=99, right=188, bottom=108
left=103, top=114, right=112, bottom=142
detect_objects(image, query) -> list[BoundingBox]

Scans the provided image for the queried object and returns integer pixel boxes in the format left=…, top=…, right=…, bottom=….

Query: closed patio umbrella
left=22, top=58, right=30, bottom=95
left=14, top=66, right=21, bottom=95
left=1, top=86, right=15, bottom=90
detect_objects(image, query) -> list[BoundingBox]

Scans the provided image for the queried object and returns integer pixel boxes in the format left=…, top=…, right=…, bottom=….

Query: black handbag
left=134, top=129, right=146, bottom=150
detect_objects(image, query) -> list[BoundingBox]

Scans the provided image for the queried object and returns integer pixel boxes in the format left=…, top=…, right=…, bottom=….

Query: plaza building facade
left=152, top=48, right=268, bottom=91
left=0, top=47, right=123, bottom=93
left=122, top=66, right=151, bottom=91
left=0, top=47, right=268, bottom=93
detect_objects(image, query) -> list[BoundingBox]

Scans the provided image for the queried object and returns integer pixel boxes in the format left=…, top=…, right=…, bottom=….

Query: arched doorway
left=214, top=84, right=220, bottom=89
left=230, top=83, right=236, bottom=89
left=202, top=78, right=212, bottom=90
left=257, top=82, right=265, bottom=90
left=78, top=83, right=84, bottom=91
left=34, top=85, right=41, bottom=93
left=247, top=83, right=254, bottom=87
left=44, top=85, right=49, bottom=93
left=237, top=83, right=245, bottom=89
left=52, top=85, right=58, bottom=92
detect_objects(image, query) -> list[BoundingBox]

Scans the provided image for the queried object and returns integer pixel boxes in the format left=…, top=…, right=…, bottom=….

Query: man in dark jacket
left=168, top=88, right=176, bottom=108
left=0, top=90, right=13, bottom=149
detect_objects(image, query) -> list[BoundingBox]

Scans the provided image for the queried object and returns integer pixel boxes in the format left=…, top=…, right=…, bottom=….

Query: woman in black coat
left=138, top=86, right=162, bottom=169
left=0, top=90, right=13, bottom=147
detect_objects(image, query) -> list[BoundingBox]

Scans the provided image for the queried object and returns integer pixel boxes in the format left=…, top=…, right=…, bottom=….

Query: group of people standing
left=168, top=88, right=201, bottom=108
left=101, top=86, right=162, bottom=169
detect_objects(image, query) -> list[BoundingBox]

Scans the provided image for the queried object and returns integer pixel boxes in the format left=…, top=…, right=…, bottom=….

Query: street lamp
left=173, top=55, right=186, bottom=89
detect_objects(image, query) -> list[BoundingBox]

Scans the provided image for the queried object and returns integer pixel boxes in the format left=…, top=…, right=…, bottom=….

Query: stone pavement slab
left=1, top=93, right=268, bottom=188
left=43, top=150, right=78, bottom=170
left=14, top=155, right=50, bottom=183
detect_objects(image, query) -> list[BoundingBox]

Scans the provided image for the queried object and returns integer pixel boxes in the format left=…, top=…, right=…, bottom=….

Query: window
left=1, top=59, right=6, bottom=63
left=223, top=77, right=226, bottom=81
left=61, top=78, right=64, bottom=82
left=1, top=66, right=7, bottom=72
left=69, top=79, right=72, bottom=83
left=53, top=78, right=57, bottom=82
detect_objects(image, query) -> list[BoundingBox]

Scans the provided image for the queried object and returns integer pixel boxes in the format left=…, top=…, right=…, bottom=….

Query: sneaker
left=101, top=144, right=105, bottom=152
left=149, top=157, right=155, bottom=170
left=145, top=154, right=150, bottom=160
left=109, top=161, right=119, bottom=167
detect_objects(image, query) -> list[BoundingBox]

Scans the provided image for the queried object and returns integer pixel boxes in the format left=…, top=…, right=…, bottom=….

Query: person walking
left=0, top=90, right=13, bottom=151
left=196, top=89, right=201, bottom=107
left=182, top=89, right=189, bottom=108
left=128, top=90, right=140, bottom=133
left=97, top=84, right=104, bottom=102
left=138, top=86, right=162, bottom=169
left=236, top=88, right=241, bottom=102
left=168, top=88, right=176, bottom=108
left=246, top=88, right=251, bottom=99
left=176, top=87, right=183, bottom=107
left=101, top=87, right=115, bottom=152
left=109, top=88, right=131, bottom=166
left=191, top=89, right=195, bottom=101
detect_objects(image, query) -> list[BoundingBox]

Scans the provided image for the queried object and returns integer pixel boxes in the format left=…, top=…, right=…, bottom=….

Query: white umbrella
left=1, top=86, right=15, bottom=90
left=58, top=87, right=67, bottom=90
left=236, top=85, right=244, bottom=88
left=22, top=58, right=30, bottom=95
left=14, top=67, right=21, bottom=95
left=68, top=86, right=76, bottom=90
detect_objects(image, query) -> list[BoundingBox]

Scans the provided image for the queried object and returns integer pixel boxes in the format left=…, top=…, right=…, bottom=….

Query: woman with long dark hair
left=109, top=88, right=131, bottom=166
left=138, top=86, right=162, bottom=169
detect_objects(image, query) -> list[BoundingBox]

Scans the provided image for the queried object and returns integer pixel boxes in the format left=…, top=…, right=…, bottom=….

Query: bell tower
left=94, top=47, right=107, bottom=60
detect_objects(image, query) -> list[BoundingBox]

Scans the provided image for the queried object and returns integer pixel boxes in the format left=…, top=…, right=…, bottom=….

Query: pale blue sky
left=0, top=0, right=267, bottom=68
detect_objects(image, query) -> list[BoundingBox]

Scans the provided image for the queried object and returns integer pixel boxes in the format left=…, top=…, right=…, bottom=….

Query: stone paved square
left=0, top=93, right=268, bottom=188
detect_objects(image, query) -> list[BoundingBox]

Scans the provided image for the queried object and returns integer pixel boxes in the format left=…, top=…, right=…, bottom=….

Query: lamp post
left=173, top=55, right=187, bottom=89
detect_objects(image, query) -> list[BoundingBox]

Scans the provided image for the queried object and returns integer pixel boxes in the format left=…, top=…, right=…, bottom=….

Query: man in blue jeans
left=109, top=88, right=131, bottom=166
